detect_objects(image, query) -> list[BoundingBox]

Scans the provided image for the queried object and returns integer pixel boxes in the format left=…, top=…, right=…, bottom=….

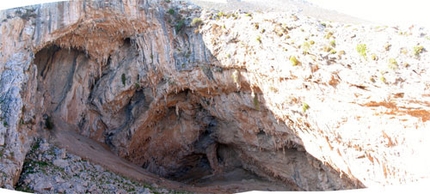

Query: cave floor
left=47, top=119, right=290, bottom=193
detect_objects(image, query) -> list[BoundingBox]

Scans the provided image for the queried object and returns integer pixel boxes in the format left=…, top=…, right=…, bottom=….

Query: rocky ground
left=15, top=139, right=163, bottom=194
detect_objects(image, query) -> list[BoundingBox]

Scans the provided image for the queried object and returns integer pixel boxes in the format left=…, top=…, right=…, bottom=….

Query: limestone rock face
left=1, top=0, right=429, bottom=191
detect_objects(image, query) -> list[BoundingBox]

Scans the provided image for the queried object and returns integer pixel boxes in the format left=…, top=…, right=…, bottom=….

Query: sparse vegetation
left=190, top=17, right=203, bottom=27
left=175, top=19, right=185, bottom=33
left=302, top=41, right=311, bottom=54
left=400, top=47, right=408, bottom=55
left=256, top=36, right=262, bottom=43
left=324, top=31, right=333, bottom=39
left=323, top=45, right=335, bottom=54
left=121, top=73, right=126, bottom=86
left=380, top=75, right=386, bottom=84
left=329, top=40, right=336, bottom=47
left=413, top=45, right=424, bottom=57
left=290, top=56, right=300, bottom=66
left=388, top=58, right=398, bottom=70
left=384, top=43, right=391, bottom=51
left=253, top=93, right=260, bottom=111
left=370, top=53, right=378, bottom=61
left=269, top=86, right=279, bottom=93
left=302, top=102, right=310, bottom=113
left=167, top=8, right=175, bottom=15
left=356, top=43, right=367, bottom=58
left=330, top=49, right=337, bottom=54
left=216, top=11, right=225, bottom=19
left=338, top=50, right=346, bottom=56
left=379, top=72, right=387, bottom=84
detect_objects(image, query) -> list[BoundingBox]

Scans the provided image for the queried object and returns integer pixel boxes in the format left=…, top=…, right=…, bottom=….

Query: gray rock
left=33, top=180, right=53, bottom=192
left=54, top=176, right=65, bottom=183
left=55, top=148, right=67, bottom=159
left=53, top=159, right=69, bottom=168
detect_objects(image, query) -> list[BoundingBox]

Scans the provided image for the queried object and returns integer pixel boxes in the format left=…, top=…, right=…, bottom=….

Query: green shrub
left=175, top=19, right=185, bottom=33
left=302, top=103, right=310, bottom=112
left=388, top=58, right=398, bottom=70
left=121, top=73, right=126, bottom=86
left=302, top=41, right=311, bottom=54
left=324, top=31, right=333, bottom=39
left=190, top=17, right=203, bottom=27
left=414, top=45, right=424, bottom=57
left=256, top=36, right=262, bottom=43
left=216, top=11, right=225, bottom=19
left=167, top=9, right=174, bottom=15
left=356, top=44, right=367, bottom=58
left=379, top=75, right=386, bottom=83
left=290, top=56, right=300, bottom=66
left=330, top=40, right=336, bottom=47
left=253, top=94, right=260, bottom=111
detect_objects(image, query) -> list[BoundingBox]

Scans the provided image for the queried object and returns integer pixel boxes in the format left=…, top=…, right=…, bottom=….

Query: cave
left=0, top=0, right=381, bottom=192
left=29, top=33, right=360, bottom=191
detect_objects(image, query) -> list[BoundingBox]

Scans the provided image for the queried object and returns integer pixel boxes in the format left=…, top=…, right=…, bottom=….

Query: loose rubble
left=15, top=139, right=163, bottom=194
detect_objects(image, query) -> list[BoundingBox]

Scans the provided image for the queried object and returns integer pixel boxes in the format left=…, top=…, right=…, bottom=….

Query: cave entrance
left=30, top=34, right=361, bottom=191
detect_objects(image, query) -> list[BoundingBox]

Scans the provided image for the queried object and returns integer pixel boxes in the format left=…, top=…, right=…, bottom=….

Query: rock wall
left=1, top=0, right=429, bottom=191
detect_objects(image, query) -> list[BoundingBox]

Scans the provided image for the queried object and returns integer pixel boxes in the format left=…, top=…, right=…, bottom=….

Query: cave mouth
left=29, top=31, right=362, bottom=191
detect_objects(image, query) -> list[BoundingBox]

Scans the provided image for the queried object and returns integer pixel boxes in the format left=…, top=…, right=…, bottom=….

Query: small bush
left=400, top=47, right=408, bottom=55
left=324, top=31, right=333, bottom=39
left=190, top=17, right=203, bottom=27
left=356, top=44, right=367, bottom=58
left=379, top=75, right=386, bottom=83
left=414, top=45, right=424, bottom=57
left=330, top=40, right=336, bottom=47
left=388, top=58, right=398, bottom=70
left=121, top=73, right=126, bottom=86
left=290, top=56, right=300, bottom=66
left=216, top=11, right=225, bottom=19
left=302, top=103, right=310, bottom=113
left=253, top=94, right=260, bottom=111
left=167, top=9, right=174, bottom=15
left=370, top=53, right=378, bottom=61
left=175, top=19, right=185, bottom=33
left=256, top=36, right=262, bottom=44
left=384, top=43, right=391, bottom=51
left=302, top=41, right=311, bottom=54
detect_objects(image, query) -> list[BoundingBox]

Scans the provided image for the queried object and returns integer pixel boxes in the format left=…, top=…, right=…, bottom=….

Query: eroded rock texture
left=1, top=0, right=429, bottom=191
